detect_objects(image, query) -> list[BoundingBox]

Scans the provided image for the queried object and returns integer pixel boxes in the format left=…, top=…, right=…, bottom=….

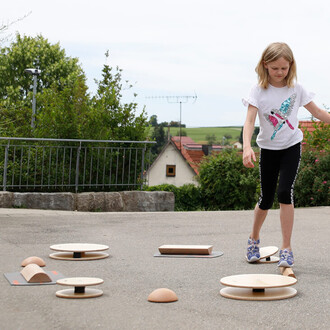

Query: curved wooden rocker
left=280, top=267, right=296, bottom=278
left=21, top=256, right=46, bottom=267
left=20, top=264, right=51, bottom=283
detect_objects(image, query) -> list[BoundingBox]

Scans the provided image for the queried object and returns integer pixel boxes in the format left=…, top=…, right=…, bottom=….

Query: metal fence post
left=3, top=142, right=9, bottom=191
left=140, top=144, right=146, bottom=190
left=75, top=142, right=82, bottom=193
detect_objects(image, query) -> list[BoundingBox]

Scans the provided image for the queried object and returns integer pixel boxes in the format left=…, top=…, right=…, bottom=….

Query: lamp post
left=24, top=68, right=41, bottom=129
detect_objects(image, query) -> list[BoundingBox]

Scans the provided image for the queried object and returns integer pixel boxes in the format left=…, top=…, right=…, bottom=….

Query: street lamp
left=25, top=68, right=41, bottom=129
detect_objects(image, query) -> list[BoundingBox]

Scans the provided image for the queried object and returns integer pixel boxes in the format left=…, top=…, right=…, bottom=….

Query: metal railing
left=0, top=137, right=155, bottom=192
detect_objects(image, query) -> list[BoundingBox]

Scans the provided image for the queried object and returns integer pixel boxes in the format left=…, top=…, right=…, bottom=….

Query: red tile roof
left=299, top=120, right=325, bottom=136
left=171, top=136, right=222, bottom=175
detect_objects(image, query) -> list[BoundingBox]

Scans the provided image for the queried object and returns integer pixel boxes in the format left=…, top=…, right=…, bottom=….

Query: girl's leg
left=247, top=148, right=279, bottom=262
left=279, top=203, right=294, bottom=249
left=277, top=143, right=301, bottom=250
left=250, top=204, right=268, bottom=240
left=251, top=148, right=280, bottom=239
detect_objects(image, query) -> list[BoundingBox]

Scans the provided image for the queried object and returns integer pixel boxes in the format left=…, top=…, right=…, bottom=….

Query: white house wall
left=147, top=144, right=198, bottom=187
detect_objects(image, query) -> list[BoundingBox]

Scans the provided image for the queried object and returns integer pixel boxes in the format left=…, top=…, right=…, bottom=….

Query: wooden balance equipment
left=49, top=243, right=109, bottom=260
left=220, top=274, right=297, bottom=301
left=56, top=277, right=104, bottom=299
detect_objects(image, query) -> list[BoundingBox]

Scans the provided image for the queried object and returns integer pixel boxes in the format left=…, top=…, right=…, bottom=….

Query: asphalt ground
left=0, top=207, right=329, bottom=330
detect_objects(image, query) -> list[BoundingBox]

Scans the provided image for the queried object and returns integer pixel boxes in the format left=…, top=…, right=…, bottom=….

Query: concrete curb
left=0, top=191, right=174, bottom=212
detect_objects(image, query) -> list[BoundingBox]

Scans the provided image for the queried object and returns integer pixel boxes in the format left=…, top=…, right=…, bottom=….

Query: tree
left=89, top=51, right=148, bottom=141
left=206, top=134, right=217, bottom=145
left=151, top=123, right=166, bottom=155
left=149, top=115, right=158, bottom=127
left=0, top=34, right=83, bottom=100
left=0, top=37, right=148, bottom=141
left=176, top=129, right=187, bottom=137
left=34, top=75, right=90, bottom=139
left=0, top=34, right=85, bottom=137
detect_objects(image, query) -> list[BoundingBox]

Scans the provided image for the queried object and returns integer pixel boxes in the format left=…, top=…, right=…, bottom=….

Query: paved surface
left=0, top=207, right=329, bottom=330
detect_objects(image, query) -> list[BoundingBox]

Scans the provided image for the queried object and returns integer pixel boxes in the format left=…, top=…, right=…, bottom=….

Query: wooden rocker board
left=20, top=264, right=51, bottom=283
left=246, top=246, right=279, bottom=263
left=49, top=243, right=109, bottom=261
left=56, top=277, right=104, bottom=299
left=220, top=274, right=297, bottom=301
left=280, top=267, right=296, bottom=278
left=158, top=245, right=213, bottom=255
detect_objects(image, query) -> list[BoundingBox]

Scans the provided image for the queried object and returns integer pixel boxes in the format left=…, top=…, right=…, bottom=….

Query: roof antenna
left=146, top=93, right=197, bottom=150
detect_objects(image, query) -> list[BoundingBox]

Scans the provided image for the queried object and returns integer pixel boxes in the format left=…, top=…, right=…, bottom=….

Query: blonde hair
left=256, top=42, right=297, bottom=89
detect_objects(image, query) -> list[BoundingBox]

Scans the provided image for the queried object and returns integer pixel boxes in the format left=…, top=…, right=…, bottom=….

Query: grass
left=151, top=126, right=242, bottom=144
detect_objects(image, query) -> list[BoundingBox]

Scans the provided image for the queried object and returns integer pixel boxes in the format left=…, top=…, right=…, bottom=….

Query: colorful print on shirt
left=264, top=93, right=296, bottom=140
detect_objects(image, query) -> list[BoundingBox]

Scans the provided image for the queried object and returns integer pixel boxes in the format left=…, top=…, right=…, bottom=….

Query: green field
left=164, top=126, right=242, bottom=144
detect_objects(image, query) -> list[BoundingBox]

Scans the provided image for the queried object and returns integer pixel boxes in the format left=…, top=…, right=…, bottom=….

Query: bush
left=144, top=184, right=203, bottom=211
left=145, top=149, right=329, bottom=211
left=295, top=151, right=329, bottom=207
left=197, top=150, right=259, bottom=210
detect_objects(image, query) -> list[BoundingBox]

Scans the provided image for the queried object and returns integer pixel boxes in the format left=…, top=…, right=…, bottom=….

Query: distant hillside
left=161, top=126, right=242, bottom=144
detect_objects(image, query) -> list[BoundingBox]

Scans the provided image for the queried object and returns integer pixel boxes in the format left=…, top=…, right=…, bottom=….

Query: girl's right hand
left=243, top=147, right=256, bottom=168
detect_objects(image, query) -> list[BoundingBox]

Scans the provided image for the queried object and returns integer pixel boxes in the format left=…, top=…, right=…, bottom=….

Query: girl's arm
left=243, top=105, right=258, bottom=168
left=304, top=101, right=330, bottom=123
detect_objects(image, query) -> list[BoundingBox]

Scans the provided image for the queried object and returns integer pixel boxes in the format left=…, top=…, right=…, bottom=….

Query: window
left=166, top=165, right=176, bottom=177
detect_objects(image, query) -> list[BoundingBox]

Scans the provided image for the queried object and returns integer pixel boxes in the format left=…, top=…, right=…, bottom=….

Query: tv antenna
left=146, top=93, right=197, bottom=149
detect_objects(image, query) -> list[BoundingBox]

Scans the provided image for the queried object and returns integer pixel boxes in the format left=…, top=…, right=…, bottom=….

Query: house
left=232, top=141, right=242, bottom=149
left=146, top=136, right=223, bottom=187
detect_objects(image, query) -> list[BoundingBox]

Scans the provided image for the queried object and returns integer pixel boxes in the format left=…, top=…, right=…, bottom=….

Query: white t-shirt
left=242, top=83, right=315, bottom=150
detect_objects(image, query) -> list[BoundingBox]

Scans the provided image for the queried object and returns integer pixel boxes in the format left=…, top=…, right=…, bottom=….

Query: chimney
left=202, top=145, right=212, bottom=156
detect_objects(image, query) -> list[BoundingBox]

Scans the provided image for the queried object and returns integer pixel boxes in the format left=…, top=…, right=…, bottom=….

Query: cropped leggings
left=258, top=142, right=301, bottom=210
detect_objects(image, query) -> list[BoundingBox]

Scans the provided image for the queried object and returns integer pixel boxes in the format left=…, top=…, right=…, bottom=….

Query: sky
left=2, top=0, right=330, bottom=127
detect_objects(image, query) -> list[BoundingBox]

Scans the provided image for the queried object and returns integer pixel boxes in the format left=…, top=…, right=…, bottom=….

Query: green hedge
left=197, top=150, right=259, bottom=210
left=144, top=184, right=204, bottom=211
left=295, top=150, right=330, bottom=207
left=145, top=149, right=329, bottom=211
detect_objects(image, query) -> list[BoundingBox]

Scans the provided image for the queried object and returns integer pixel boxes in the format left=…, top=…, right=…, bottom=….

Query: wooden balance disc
left=56, top=277, right=104, bottom=298
left=220, top=274, right=297, bottom=301
left=258, top=246, right=279, bottom=263
left=49, top=243, right=109, bottom=261
left=246, top=246, right=279, bottom=264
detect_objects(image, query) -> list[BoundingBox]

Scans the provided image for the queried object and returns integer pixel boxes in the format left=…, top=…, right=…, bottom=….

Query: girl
left=242, top=42, right=330, bottom=267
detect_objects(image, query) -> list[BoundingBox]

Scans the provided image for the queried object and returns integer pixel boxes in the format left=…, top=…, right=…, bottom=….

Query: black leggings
left=258, top=142, right=301, bottom=210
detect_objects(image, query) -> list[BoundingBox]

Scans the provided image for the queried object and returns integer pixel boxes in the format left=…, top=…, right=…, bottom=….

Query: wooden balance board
left=158, top=245, right=213, bottom=255
left=220, top=274, right=297, bottom=301
left=246, top=246, right=279, bottom=263
left=49, top=243, right=109, bottom=261
left=56, top=277, right=104, bottom=298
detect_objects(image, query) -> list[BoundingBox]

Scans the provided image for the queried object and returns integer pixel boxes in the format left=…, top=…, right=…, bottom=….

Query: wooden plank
left=158, top=245, right=213, bottom=255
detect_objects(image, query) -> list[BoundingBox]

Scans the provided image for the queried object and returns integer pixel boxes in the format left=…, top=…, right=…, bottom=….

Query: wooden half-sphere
left=21, top=256, right=46, bottom=267
left=148, top=288, right=178, bottom=303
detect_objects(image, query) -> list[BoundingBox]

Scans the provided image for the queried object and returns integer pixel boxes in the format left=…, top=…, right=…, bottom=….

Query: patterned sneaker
left=278, top=249, right=294, bottom=268
left=246, top=237, right=260, bottom=263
